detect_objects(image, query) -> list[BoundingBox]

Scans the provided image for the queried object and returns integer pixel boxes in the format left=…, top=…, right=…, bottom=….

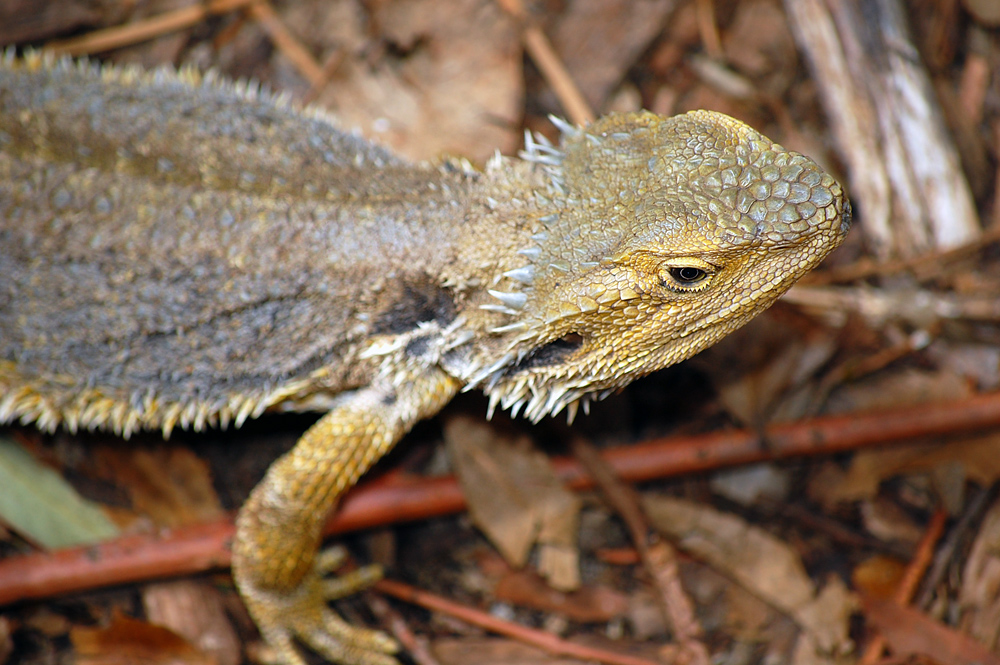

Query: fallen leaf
left=851, top=556, right=907, bottom=601
left=71, top=609, right=215, bottom=665
left=547, top=0, right=677, bottom=112
left=959, top=495, right=1000, bottom=650
left=811, top=434, right=1000, bottom=507
left=284, top=0, right=522, bottom=162
left=91, top=445, right=224, bottom=528
left=445, top=416, right=582, bottom=590
left=710, top=463, right=792, bottom=506
left=142, top=580, right=240, bottom=665
left=825, top=367, right=973, bottom=415
left=643, top=495, right=857, bottom=663
left=0, top=436, right=120, bottom=549
left=694, top=307, right=838, bottom=425
left=862, top=596, right=1000, bottom=665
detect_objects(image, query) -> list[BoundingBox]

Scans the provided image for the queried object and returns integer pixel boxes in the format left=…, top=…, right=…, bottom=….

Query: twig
left=915, top=484, right=995, bottom=609
left=374, top=578, right=661, bottom=665
left=45, top=0, right=325, bottom=99
left=494, top=0, right=595, bottom=125
left=784, top=0, right=979, bottom=257
left=366, top=592, right=440, bottom=665
left=571, top=438, right=709, bottom=665
left=784, top=285, right=1000, bottom=327
left=801, top=223, right=1000, bottom=287
left=46, top=0, right=256, bottom=55
left=858, top=509, right=948, bottom=665
left=694, top=0, right=723, bottom=60
left=245, top=0, right=324, bottom=87
left=302, top=50, right=347, bottom=106
left=4, top=392, right=1000, bottom=604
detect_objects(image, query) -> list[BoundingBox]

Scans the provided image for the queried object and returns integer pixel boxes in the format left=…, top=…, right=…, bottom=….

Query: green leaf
left=0, top=436, right=120, bottom=548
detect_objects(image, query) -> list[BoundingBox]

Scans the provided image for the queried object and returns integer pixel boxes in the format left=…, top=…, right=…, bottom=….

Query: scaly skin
left=0, top=51, right=850, bottom=664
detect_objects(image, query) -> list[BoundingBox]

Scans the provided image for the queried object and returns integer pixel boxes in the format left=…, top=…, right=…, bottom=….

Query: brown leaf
left=444, top=416, right=581, bottom=590
left=71, top=609, right=215, bottom=665
left=862, top=597, right=1000, bottom=665
left=142, top=580, right=240, bottom=665
left=643, top=495, right=857, bottom=661
left=959, top=495, right=1000, bottom=650
left=811, top=434, right=1000, bottom=507
left=851, top=556, right=907, bottom=602
left=547, top=0, right=677, bottom=113
left=92, top=446, right=224, bottom=528
left=285, top=0, right=522, bottom=162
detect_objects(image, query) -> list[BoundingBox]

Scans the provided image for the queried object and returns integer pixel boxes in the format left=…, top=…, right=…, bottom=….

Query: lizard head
left=474, top=110, right=851, bottom=422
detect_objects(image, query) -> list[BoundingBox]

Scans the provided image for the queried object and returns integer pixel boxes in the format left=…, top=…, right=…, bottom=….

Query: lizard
left=0, top=50, right=851, bottom=665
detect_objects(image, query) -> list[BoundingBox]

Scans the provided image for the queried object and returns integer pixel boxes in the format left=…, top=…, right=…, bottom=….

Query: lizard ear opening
left=516, top=332, right=585, bottom=370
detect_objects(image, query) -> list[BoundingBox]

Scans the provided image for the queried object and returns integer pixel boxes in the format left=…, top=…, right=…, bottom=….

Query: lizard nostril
left=840, top=199, right=853, bottom=233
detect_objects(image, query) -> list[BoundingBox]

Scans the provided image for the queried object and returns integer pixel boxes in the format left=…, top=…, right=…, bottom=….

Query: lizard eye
left=659, top=261, right=714, bottom=291
left=669, top=267, right=708, bottom=284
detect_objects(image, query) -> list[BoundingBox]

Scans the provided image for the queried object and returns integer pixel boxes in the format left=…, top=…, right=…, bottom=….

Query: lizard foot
left=239, top=545, right=399, bottom=665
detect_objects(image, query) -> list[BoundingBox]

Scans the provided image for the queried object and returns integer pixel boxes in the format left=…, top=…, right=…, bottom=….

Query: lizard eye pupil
left=669, top=267, right=708, bottom=284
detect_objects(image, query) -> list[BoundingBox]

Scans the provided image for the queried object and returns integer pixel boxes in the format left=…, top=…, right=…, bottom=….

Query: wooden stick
left=858, top=510, right=948, bottom=664
left=4, top=392, right=1000, bottom=604
left=46, top=0, right=255, bottom=55
left=784, top=0, right=979, bottom=258
left=246, top=0, right=324, bottom=87
left=494, top=0, right=595, bottom=125
left=376, top=578, right=661, bottom=665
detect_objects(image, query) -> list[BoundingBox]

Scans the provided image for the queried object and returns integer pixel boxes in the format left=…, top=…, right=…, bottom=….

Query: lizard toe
left=257, top=626, right=309, bottom=665
left=241, top=571, right=398, bottom=665
left=322, top=564, right=384, bottom=601
left=320, top=607, right=398, bottom=653
left=300, top=609, right=399, bottom=665
left=315, top=545, right=350, bottom=574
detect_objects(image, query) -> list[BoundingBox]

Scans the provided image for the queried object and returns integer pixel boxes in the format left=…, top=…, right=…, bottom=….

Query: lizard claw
left=239, top=545, right=399, bottom=665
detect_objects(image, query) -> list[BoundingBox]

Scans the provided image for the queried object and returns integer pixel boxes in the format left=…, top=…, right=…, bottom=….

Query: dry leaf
left=284, top=0, right=522, bottom=162
left=811, top=434, right=1000, bottom=508
left=694, top=308, right=838, bottom=425
left=643, top=495, right=856, bottom=663
left=444, top=416, right=582, bottom=590
left=142, top=580, right=240, bottom=665
left=71, top=609, right=215, bottom=665
left=0, top=436, right=120, bottom=549
left=851, top=556, right=907, bottom=601
left=547, top=0, right=677, bottom=112
left=859, top=498, right=924, bottom=545
left=863, top=597, right=1000, bottom=665
left=791, top=578, right=857, bottom=663
left=825, top=367, right=973, bottom=415
left=91, top=446, right=224, bottom=528
left=710, top=463, right=791, bottom=506
left=959, top=495, right=1000, bottom=650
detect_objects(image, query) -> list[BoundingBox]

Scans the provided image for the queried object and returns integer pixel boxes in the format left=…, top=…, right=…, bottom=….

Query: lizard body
left=0, top=51, right=850, bottom=664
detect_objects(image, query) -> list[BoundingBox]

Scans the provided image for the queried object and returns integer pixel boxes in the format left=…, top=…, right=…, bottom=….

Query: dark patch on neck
left=372, top=279, right=455, bottom=335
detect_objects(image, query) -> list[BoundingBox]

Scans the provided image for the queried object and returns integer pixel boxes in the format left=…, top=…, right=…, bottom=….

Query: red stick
left=2, top=391, right=1000, bottom=604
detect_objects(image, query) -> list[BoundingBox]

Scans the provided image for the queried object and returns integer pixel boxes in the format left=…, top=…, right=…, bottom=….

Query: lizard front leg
left=233, top=366, right=461, bottom=665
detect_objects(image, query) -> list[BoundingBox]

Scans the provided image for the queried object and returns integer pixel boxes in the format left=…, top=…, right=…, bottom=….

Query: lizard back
left=0, top=54, right=489, bottom=435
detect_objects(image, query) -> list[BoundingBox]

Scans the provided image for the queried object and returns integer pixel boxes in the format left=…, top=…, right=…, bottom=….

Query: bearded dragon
left=0, top=51, right=850, bottom=665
